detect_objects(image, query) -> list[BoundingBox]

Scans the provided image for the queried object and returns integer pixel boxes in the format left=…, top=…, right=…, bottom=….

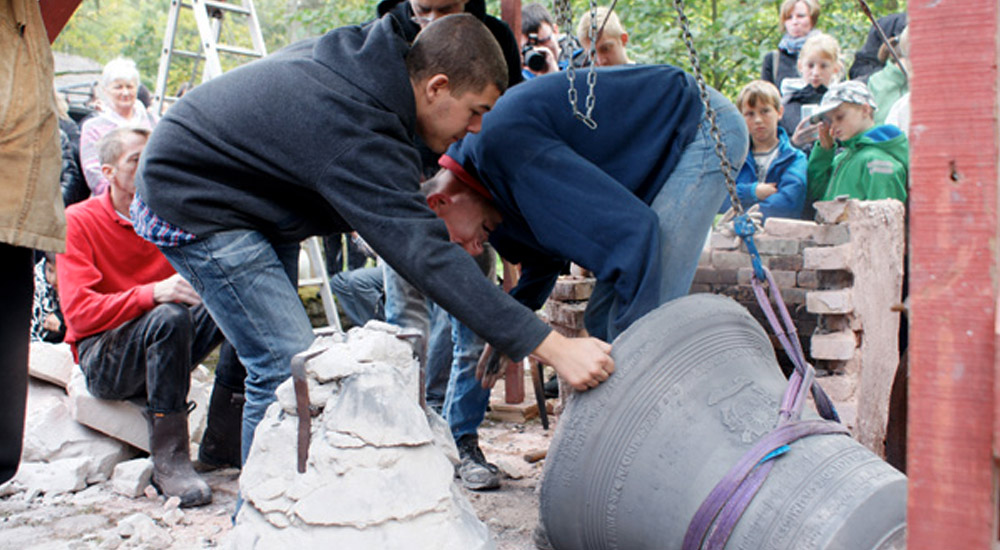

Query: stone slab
left=811, top=330, right=858, bottom=361
left=28, top=341, right=75, bottom=389
left=111, top=458, right=153, bottom=498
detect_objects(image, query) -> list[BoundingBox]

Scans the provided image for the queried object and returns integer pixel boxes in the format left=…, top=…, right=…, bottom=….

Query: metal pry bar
left=291, top=346, right=327, bottom=474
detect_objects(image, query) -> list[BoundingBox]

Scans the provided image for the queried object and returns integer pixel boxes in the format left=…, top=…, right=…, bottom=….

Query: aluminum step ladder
left=151, top=0, right=267, bottom=116
left=299, top=236, right=343, bottom=332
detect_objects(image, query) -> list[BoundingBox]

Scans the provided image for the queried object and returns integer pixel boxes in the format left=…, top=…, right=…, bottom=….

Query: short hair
left=97, top=127, right=150, bottom=166
left=522, top=2, right=555, bottom=35
left=406, top=14, right=508, bottom=95
left=737, top=80, right=782, bottom=112
left=779, top=0, right=820, bottom=30
left=101, top=57, right=140, bottom=88
left=577, top=7, right=625, bottom=45
left=798, top=32, right=845, bottom=81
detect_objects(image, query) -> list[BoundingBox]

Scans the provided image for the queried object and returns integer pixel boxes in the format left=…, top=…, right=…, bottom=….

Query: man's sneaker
left=456, top=434, right=500, bottom=491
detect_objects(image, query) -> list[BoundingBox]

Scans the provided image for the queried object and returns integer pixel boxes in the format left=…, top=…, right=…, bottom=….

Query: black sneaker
left=456, top=434, right=500, bottom=491
left=543, top=375, right=559, bottom=399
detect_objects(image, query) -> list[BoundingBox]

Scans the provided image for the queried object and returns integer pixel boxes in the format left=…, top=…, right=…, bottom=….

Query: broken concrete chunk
left=117, top=512, right=173, bottom=549
left=323, top=367, right=432, bottom=447
left=15, top=457, right=91, bottom=496
left=28, top=341, right=75, bottom=389
left=111, top=458, right=153, bottom=498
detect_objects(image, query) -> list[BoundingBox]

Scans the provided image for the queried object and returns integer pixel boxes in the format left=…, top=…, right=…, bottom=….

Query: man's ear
left=424, top=74, right=451, bottom=103
left=426, top=192, right=452, bottom=214
left=621, top=32, right=629, bottom=46
left=776, top=103, right=785, bottom=118
left=100, top=164, right=115, bottom=183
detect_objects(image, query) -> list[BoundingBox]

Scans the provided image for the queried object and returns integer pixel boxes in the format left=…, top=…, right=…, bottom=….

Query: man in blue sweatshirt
left=132, top=15, right=614, bottom=466
left=443, top=65, right=748, bottom=344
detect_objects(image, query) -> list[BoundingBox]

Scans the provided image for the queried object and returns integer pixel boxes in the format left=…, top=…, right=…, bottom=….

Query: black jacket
left=137, top=16, right=550, bottom=360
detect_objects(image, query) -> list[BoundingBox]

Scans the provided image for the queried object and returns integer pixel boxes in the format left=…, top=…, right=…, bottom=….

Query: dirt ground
left=0, top=411, right=554, bottom=550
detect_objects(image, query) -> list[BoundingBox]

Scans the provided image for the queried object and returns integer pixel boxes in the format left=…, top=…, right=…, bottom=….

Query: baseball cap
left=809, top=81, right=878, bottom=124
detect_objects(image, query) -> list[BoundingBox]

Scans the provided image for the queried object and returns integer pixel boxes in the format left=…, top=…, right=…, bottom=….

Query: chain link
left=553, top=0, right=598, bottom=129
left=672, top=0, right=741, bottom=217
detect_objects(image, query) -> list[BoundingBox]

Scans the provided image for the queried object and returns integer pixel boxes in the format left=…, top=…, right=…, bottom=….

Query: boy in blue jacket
left=719, top=80, right=808, bottom=220
left=443, top=65, right=748, bottom=344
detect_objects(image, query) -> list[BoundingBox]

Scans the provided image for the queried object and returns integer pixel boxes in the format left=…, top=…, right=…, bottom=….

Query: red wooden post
left=501, top=0, right=523, bottom=46
left=38, top=0, right=83, bottom=43
left=908, top=1, right=999, bottom=547
left=500, top=259, right=525, bottom=404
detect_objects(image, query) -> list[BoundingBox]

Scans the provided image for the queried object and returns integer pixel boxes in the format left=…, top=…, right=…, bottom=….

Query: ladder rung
left=173, top=49, right=206, bottom=60
left=216, top=44, right=264, bottom=57
left=203, top=0, right=251, bottom=15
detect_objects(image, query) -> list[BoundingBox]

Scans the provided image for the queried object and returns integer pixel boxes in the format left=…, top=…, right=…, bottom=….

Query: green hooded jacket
left=807, top=125, right=908, bottom=204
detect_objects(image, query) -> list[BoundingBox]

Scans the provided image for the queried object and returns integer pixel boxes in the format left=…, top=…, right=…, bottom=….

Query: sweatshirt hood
left=844, top=124, right=909, bottom=166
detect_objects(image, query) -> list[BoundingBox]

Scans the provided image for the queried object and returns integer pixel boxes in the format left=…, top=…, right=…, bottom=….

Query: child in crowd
left=780, top=32, right=844, bottom=153
left=807, top=81, right=908, bottom=204
left=30, top=252, right=65, bottom=343
left=868, top=27, right=910, bottom=126
left=719, top=80, right=807, bottom=220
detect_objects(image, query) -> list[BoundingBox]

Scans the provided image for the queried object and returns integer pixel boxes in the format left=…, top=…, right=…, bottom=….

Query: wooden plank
left=908, top=2, right=998, bottom=547
left=38, top=0, right=83, bottom=43
left=500, top=0, right=522, bottom=47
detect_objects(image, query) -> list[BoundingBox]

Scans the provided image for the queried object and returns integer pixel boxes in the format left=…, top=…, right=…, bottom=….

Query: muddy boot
left=196, top=383, right=244, bottom=471
left=149, top=410, right=212, bottom=507
left=456, top=434, right=500, bottom=491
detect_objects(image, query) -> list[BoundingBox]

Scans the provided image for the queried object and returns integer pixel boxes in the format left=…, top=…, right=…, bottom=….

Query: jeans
left=159, top=230, right=315, bottom=463
left=330, top=265, right=385, bottom=327
left=584, top=86, right=749, bottom=342
left=77, top=303, right=243, bottom=414
left=383, top=248, right=494, bottom=439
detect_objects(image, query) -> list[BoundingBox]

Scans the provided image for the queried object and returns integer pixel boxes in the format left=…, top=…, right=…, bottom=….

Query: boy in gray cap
left=806, top=80, right=908, bottom=204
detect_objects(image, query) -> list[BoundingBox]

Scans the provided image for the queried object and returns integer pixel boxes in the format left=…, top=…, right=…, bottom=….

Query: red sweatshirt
left=58, top=192, right=176, bottom=356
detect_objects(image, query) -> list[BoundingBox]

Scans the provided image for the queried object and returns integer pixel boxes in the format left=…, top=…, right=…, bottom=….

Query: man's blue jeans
left=584, top=86, right=749, bottom=342
left=159, top=230, right=315, bottom=463
left=330, top=265, right=385, bottom=327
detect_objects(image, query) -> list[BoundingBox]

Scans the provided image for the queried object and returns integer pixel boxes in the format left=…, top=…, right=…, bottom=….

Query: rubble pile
left=228, top=322, right=494, bottom=550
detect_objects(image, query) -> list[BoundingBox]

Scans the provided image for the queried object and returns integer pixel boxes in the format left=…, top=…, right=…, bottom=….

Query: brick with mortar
left=695, top=266, right=738, bottom=285
left=544, top=301, right=587, bottom=328
left=797, top=270, right=819, bottom=289
left=811, top=330, right=858, bottom=360
left=710, top=231, right=741, bottom=250
left=754, top=235, right=801, bottom=256
left=768, top=254, right=803, bottom=271
left=803, top=243, right=852, bottom=271
left=806, top=288, right=855, bottom=314
left=549, top=276, right=595, bottom=301
left=711, top=249, right=751, bottom=271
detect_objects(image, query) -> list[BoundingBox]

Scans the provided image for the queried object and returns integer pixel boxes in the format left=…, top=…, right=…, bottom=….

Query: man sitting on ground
left=58, top=127, right=245, bottom=507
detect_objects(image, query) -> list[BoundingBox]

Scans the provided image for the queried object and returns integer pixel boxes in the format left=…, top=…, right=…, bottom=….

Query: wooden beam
left=907, top=1, right=999, bottom=547
left=501, top=0, right=522, bottom=46
left=38, top=0, right=84, bottom=43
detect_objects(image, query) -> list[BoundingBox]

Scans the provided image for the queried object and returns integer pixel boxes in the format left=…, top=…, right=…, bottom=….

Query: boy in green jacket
left=806, top=80, right=908, bottom=205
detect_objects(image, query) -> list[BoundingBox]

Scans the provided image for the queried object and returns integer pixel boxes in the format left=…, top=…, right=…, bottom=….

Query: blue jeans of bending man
left=159, top=230, right=315, bottom=464
left=383, top=247, right=494, bottom=441
left=584, top=86, right=749, bottom=342
left=330, top=265, right=385, bottom=327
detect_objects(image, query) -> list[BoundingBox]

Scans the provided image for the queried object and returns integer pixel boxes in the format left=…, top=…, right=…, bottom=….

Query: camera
left=521, top=42, right=549, bottom=73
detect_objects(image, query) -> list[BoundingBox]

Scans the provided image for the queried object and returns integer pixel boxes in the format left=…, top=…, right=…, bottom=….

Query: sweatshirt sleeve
left=312, top=120, right=551, bottom=362
left=760, top=150, right=808, bottom=219
left=807, top=144, right=836, bottom=204
left=497, top=141, right=662, bottom=336
left=58, top=211, right=159, bottom=341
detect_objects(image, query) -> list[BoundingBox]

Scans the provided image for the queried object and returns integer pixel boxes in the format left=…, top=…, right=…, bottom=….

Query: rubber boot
left=149, top=410, right=212, bottom=507
left=197, top=383, right=244, bottom=470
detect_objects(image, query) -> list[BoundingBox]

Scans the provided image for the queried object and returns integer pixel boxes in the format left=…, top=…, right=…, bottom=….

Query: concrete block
left=770, top=270, right=798, bottom=289
left=710, top=231, right=741, bottom=250
left=803, top=243, right=853, bottom=271
left=813, top=224, right=851, bottom=246
left=811, top=330, right=858, bottom=360
left=28, top=342, right=75, bottom=389
left=549, top=276, right=595, bottom=301
left=797, top=270, right=819, bottom=289
left=68, top=366, right=149, bottom=452
left=763, top=218, right=819, bottom=240
left=807, top=289, right=855, bottom=314
left=544, top=300, right=587, bottom=328
left=813, top=197, right=853, bottom=224
left=767, top=254, right=803, bottom=271
left=711, top=249, right=751, bottom=271
left=111, top=458, right=153, bottom=498
left=753, top=235, right=800, bottom=256
left=695, top=266, right=738, bottom=285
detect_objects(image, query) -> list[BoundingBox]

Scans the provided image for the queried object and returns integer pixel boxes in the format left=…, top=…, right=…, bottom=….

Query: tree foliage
left=53, top=0, right=905, bottom=100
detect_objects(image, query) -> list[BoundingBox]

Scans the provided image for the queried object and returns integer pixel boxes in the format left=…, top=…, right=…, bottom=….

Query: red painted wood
left=908, top=2, right=998, bottom=548
left=38, top=0, right=83, bottom=43
left=504, top=357, right=525, bottom=404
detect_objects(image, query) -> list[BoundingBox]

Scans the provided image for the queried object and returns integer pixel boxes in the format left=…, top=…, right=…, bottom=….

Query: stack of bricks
left=693, top=198, right=907, bottom=454
left=542, top=273, right=596, bottom=411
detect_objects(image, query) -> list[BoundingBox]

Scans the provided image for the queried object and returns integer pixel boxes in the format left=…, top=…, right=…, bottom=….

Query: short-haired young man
left=133, top=14, right=614, bottom=466
left=520, top=2, right=562, bottom=77
left=441, top=64, right=748, bottom=343
left=576, top=6, right=633, bottom=67
left=59, top=127, right=245, bottom=507
left=806, top=80, right=908, bottom=204
left=719, top=80, right=808, bottom=220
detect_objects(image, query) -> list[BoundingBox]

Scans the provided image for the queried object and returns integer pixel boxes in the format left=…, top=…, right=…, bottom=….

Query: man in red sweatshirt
left=57, top=127, right=244, bottom=508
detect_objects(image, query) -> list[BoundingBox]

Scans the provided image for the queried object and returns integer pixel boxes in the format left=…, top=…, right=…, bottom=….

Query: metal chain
left=553, top=0, right=598, bottom=129
left=672, top=0, right=742, bottom=216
